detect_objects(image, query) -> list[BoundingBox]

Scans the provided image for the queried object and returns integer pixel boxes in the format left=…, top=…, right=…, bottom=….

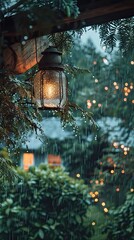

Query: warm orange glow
left=48, top=154, right=61, bottom=167
left=23, top=153, right=34, bottom=170
left=92, top=194, right=96, bottom=198
left=104, top=208, right=109, bottom=213
left=94, top=198, right=99, bottom=202
left=43, top=81, right=60, bottom=99
left=95, top=191, right=99, bottom=195
left=101, top=202, right=105, bottom=206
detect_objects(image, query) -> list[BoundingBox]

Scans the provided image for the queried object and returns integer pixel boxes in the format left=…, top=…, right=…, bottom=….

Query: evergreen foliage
left=1, top=0, right=79, bottom=18
left=0, top=72, right=42, bottom=149
left=0, top=148, right=17, bottom=181
left=104, top=192, right=134, bottom=240
left=91, top=17, right=134, bottom=56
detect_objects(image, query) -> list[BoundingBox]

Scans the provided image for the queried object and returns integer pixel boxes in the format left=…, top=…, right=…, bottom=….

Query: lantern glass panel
left=34, top=70, right=66, bottom=109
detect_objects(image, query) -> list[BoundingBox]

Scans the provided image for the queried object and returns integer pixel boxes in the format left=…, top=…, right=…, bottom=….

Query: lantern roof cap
left=39, top=46, right=64, bottom=70
left=41, top=46, right=62, bottom=55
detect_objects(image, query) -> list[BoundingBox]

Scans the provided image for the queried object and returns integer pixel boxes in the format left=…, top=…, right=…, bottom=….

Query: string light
left=124, top=151, right=127, bottom=155
left=92, top=221, right=96, bottom=226
left=104, top=86, right=108, bottom=91
left=92, top=100, right=96, bottom=104
left=98, top=103, right=102, bottom=107
left=76, top=173, right=80, bottom=178
left=124, top=98, right=127, bottom=102
left=95, top=180, right=99, bottom=184
left=115, top=85, right=119, bottom=89
left=121, top=170, right=125, bottom=174
left=110, top=170, right=114, bottom=174
left=104, top=208, right=109, bottom=213
left=116, top=187, right=120, bottom=192
left=101, top=202, right=106, bottom=206
left=130, top=188, right=134, bottom=192
left=95, top=79, right=99, bottom=83
left=113, top=142, right=118, bottom=148
left=95, top=191, right=99, bottom=195
left=92, top=194, right=96, bottom=198
left=100, top=181, right=104, bottom=185
left=124, top=87, right=128, bottom=91
left=103, top=58, right=109, bottom=65
left=87, top=100, right=92, bottom=109
left=130, top=60, right=134, bottom=65
left=132, top=100, right=134, bottom=104
left=94, top=198, right=99, bottom=202
left=113, top=82, right=117, bottom=86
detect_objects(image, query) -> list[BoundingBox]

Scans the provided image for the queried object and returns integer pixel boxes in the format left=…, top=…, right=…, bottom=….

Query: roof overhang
left=1, top=0, right=134, bottom=44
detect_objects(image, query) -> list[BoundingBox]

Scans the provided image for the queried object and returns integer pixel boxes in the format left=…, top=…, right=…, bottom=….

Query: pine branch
left=64, top=64, right=90, bottom=78
left=0, top=149, right=17, bottom=181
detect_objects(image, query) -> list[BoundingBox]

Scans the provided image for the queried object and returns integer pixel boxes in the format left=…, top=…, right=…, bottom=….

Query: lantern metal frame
left=34, top=46, right=67, bottom=110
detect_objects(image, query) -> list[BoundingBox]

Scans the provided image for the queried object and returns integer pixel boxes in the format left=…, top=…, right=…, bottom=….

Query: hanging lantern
left=34, top=46, right=67, bottom=109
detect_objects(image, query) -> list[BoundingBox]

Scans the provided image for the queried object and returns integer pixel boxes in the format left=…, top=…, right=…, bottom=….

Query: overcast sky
left=80, top=29, right=102, bottom=52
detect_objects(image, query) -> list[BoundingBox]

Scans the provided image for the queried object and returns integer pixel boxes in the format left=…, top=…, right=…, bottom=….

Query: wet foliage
left=0, top=165, right=93, bottom=240
left=104, top=192, right=134, bottom=240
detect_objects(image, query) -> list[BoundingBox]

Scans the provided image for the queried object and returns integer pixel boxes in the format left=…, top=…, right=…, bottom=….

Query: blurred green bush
left=0, top=165, right=93, bottom=240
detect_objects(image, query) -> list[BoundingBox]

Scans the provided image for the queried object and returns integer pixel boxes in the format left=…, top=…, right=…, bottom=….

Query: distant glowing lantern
left=34, top=46, right=67, bottom=109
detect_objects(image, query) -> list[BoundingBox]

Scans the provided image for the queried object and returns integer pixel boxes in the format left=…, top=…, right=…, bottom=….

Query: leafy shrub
left=104, top=192, right=134, bottom=240
left=0, top=165, right=93, bottom=240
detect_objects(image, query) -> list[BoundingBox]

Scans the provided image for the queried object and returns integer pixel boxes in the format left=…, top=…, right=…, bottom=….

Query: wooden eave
left=1, top=0, right=134, bottom=44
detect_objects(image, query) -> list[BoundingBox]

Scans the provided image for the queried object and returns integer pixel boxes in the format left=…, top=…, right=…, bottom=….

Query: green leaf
left=38, top=229, right=44, bottom=239
left=76, top=215, right=81, bottom=224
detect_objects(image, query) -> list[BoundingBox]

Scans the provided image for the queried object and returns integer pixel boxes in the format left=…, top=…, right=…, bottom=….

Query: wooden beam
left=1, top=0, right=134, bottom=44
left=3, top=36, right=49, bottom=74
